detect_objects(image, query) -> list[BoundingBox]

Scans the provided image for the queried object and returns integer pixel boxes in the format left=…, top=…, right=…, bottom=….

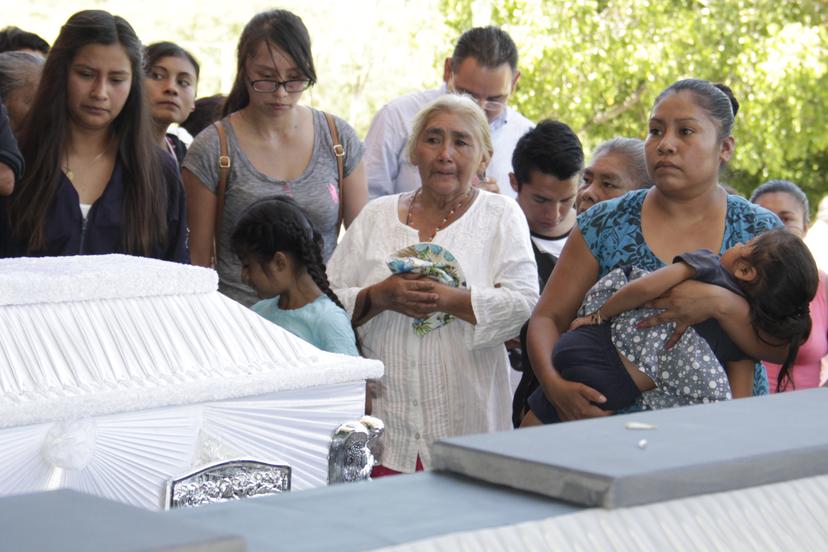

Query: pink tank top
left=766, top=271, right=828, bottom=392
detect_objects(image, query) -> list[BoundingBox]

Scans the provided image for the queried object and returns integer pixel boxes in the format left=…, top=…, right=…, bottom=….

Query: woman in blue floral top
left=524, top=79, right=784, bottom=424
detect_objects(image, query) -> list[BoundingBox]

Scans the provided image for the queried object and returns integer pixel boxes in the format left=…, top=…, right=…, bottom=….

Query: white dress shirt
left=363, top=85, right=534, bottom=200
left=327, top=192, right=539, bottom=472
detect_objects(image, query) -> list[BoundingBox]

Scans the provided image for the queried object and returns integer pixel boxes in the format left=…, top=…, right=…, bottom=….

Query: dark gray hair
left=654, top=79, right=739, bottom=139
left=450, top=26, right=518, bottom=72
left=0, top=51, right=43, bottom=102
left=591, top=137, right=652, bottom=188
left=0, top=26, right=49, bottom=55
left=750, top=179, right=810, bottom=226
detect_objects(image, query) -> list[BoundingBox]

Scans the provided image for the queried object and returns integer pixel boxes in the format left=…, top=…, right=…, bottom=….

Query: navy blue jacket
left=1, top=154, right=189, bottom=262
left=0, top=104, right=23, bottom=182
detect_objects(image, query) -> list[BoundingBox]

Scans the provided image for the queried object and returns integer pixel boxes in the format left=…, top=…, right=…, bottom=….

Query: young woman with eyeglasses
left=182, top=9, right=368, bottom=307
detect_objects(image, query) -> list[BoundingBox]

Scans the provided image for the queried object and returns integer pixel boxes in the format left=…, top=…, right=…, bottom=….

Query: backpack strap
left=213, top=119, right=231, bottom=265
left=323, top=112, right=346, bottom=228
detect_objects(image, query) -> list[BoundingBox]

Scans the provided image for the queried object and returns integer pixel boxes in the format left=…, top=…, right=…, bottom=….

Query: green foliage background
left=441, top=0, right=828, bottom=210
left=12, top=0, right=828, bottom=209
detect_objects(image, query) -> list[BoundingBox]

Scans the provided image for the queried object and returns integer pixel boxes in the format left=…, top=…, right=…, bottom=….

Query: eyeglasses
left=249, top=79, right=311, bottom=93
left=447, top=82, right=507, bottom=114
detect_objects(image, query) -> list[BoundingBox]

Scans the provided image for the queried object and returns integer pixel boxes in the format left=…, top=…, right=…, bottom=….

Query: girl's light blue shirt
left=252, top=294, right=359, bottom=357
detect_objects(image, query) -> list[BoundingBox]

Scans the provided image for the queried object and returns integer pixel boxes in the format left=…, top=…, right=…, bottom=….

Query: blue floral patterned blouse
left=577, top=189, right=782, bottom=396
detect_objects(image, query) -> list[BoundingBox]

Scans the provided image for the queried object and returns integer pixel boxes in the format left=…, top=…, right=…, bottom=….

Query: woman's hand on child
left=639, top=280, right=721, bottom=348
left=569, top=315, right=596, bottom=331
left=546, top=378, right=611, bottom=421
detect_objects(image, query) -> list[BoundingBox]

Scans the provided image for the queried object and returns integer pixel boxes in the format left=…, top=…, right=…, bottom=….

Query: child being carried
left=527, top=228, right=818, bottom=423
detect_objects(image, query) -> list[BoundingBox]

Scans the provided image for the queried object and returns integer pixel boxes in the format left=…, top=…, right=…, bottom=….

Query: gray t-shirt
left=183, top=108, right=364, bottom=306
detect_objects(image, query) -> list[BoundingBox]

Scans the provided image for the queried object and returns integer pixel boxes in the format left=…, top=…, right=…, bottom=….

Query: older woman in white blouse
left=328, top=95, right=538, bottom=474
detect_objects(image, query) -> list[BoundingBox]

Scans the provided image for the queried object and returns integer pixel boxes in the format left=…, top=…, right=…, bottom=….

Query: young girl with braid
left=231, top=196, right=359, bottom=356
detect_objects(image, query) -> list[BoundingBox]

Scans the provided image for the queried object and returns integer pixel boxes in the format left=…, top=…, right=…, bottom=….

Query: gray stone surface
left=0, top=489, right=245, bottom=552
left=432, top=388, right=828, bottom=508
left=172, top=471, right=581, bottom=551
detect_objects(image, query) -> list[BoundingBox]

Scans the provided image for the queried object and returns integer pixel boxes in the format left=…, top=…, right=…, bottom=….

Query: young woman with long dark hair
left=1, top=10, right=187, bottom=261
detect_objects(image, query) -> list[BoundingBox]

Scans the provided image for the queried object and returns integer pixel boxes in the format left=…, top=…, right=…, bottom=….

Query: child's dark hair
left=230, top=196, right=360, bottom=352
left=736, top=228, right=818, bottom=390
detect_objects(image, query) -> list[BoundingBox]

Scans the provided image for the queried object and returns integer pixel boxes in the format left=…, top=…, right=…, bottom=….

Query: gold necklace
left=406, top=187, right=474, bottom=242
left=64, top=139, right=112, bottom=181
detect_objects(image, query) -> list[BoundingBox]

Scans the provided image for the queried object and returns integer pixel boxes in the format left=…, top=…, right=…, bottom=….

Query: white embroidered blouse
left=327, top=191, right=539, bottom=472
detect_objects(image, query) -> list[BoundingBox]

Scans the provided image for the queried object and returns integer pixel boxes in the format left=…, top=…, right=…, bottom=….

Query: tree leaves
left=441, top=0, right=828, bottom=209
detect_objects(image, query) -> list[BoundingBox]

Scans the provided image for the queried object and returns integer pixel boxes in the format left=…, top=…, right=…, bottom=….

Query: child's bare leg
left=616, top=349, right=656, bottom=392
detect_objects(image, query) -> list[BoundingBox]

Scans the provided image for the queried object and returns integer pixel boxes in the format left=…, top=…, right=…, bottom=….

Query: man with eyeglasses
left=364, top=26, right=533, bottom=199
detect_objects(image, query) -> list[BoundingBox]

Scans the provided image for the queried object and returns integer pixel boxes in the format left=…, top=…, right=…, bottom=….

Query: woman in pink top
left=751, top=180, right=828, bottom=391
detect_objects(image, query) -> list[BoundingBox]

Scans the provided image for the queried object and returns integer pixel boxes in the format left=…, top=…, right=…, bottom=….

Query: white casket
left=0, top=255, right=383, bottom=510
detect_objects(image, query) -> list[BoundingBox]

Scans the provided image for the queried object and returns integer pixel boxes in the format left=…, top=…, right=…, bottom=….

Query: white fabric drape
left=0, top=255, right=380, bottom=509
left=0, top=254, right=217, bottom=306
left=0, top=383, right=365, bottom=510
left=0, top=255, right=382, bottom=429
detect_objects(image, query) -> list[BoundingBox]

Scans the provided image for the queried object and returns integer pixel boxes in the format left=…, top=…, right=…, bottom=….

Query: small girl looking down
left=527, top=228, right=818, bottom=423
left=231, top=196, right=359, bottom=357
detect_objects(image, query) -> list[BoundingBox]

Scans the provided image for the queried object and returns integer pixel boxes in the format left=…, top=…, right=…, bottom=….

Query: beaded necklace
left=406, top=187, right=475, bottom=242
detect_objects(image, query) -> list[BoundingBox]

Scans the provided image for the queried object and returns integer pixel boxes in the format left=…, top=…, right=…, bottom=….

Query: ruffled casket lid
left=0, top=255, right=383, bottom=429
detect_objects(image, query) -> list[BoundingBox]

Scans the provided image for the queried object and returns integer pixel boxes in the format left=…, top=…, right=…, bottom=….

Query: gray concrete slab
left=432, top=388, right=828, bottom=508
left=0, top=489, right=245, bottom=552
left=172, top=471, right=582, bottom=552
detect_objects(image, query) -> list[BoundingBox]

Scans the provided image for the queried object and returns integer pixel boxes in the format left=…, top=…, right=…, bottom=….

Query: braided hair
left=230, top=196, right=359, bottom=352
left=734, top=228, right=819, bottom=391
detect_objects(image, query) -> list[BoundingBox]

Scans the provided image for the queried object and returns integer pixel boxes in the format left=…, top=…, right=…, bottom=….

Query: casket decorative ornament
left=41, top=419, right=98, bottom=471
left=166, top=459, right=291, bottom=509
left=328, top=417, right=385, bottom=483
left=360, top=415, right=385, bottom=467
